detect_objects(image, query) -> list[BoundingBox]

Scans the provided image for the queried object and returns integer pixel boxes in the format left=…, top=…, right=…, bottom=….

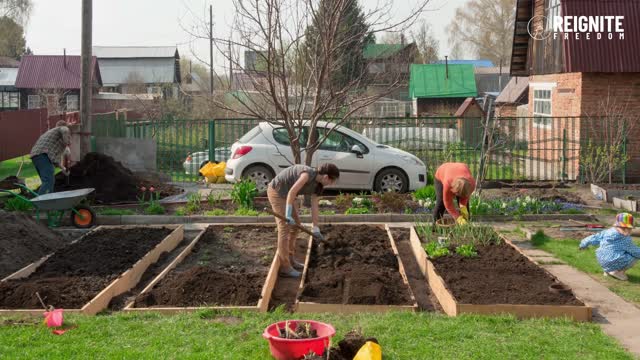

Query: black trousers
left=433, top=179, right=460, bottom=225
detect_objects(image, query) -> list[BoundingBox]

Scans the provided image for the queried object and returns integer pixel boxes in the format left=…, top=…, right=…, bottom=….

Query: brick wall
left=495, top=104, right=517, bottom=118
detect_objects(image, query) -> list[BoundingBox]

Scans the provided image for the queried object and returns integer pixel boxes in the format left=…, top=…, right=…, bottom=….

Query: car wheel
left=374, top=168, right=408, bottom=193
left=243, top=165, right=273, bottom=194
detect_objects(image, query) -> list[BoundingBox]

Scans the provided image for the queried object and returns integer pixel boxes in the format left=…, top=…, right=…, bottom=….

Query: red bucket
left=263, top=320, right=336, bottom=360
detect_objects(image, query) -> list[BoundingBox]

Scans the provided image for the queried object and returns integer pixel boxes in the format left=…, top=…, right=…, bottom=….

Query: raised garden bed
left=591, top=183, right=640, bottom=203
left=295, top=224, right=417, bottom=313
left=0, top=225, right=183, bottom=315
left=409, top=226, right=592, bottom=321
left=125, top=224, right=279, bottom=313
left=612, top=197, right=638, bottom=212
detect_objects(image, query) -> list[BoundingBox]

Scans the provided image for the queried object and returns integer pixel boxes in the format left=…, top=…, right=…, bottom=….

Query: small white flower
left=352, top=197, right=364, bottom=205
left=502, top=202, right=507, bottom=209
left=418, top=199, right=425, bottom=207
left=319, top=200, right=333, bottom=206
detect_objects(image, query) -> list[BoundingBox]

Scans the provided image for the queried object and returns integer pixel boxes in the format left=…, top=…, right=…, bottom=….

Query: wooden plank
left=0, top=225, right=183, bottom=316
left=126, top=224, right=278, bottom=313
left=257, top=249, right=280, bottom=312
left=457, top=303, right=592, bottom=322
left=81, top=225, right=184, bottom=315
left=409, top=226, right=428, bottom=278
left=296, top=302, right=415, bottom=314
left=425, top=259, right=458, bottom=316
left=293, top=234, right=315, bottom=310
left=1, top=254, right=52, bottom=282
left=385, top=225, right=418, bottom=310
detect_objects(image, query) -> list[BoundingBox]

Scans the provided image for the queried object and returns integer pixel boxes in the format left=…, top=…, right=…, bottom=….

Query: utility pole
left=209, top=4, right=214, bottom=95
left=80, top=0, right=93, bottom=156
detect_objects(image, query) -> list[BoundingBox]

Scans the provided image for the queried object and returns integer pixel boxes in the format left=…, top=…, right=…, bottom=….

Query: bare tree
left=35, top=87, right=74, bottom=115
left=581, top=89, right=638, bottom=184
left=182, top=0, right=428, bottom=165
left=123, top=72, right=147, bottom=94
left=411, top=20, right=439, bottom=64
left=0, top=0, right=30, bottom=24
left=447, top=0, right=514, bottom=65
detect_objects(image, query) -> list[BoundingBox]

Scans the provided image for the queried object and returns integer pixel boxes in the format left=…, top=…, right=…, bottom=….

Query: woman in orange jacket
left=433, top=162, right=476, bottom=226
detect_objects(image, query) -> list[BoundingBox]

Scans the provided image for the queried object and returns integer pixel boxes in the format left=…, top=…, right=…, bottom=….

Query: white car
left=224, top=121, right=427, bottom=193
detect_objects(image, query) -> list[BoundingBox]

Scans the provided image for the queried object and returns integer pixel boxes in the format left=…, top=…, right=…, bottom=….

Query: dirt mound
left=431, top=242, right=583, bottom=306
left=0, top=227, right=172, bottom=309
left=53, top=152, right=180, bottom=204
left=0, top=210, right=68, bottom=279
left=300, top=225, right=412, bottom=305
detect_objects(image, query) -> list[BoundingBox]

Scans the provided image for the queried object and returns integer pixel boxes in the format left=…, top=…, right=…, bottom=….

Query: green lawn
left=532, top=232, right=640, bottom=305
left=0, top=310, right=631, bottom=359
left=0, top=155, right=41, bottom=189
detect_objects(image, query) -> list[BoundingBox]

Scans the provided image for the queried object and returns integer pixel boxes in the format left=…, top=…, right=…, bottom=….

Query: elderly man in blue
left=579, top=213, right=640, bottom=281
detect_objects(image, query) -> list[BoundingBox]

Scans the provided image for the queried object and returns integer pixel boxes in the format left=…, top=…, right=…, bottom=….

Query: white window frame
left=9, top=92, right=19, bottom=108
left=66, top=94, right=79, bottom=111
left=27, top=95, right=40, bottom=109
left=532, top=89, right=552, bottom=128
left=546, top=0, right=561, bottom=32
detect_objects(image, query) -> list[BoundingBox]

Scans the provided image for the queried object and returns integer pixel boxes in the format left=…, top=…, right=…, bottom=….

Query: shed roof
left=409, top=64, right=478, bottom=99
left=93, top=46, right=179, bottom=59
left=495, top=77, right=529, bottom=104
left=15, top=55, right=102, bottom=89
left=434, top=59, right=494, bottom=67
left=363, top=43, right=406, bottom=60
left=455, top=97, right=485, bottom=117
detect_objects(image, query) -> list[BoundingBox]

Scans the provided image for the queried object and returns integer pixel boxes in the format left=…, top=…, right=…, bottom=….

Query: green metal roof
left=363, top=44, right=405, bottom=60
left=409, top=64, right=478, bottom=98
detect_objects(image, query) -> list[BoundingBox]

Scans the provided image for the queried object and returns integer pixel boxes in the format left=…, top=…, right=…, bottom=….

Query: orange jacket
left=435, top=163, right=476, bottom=219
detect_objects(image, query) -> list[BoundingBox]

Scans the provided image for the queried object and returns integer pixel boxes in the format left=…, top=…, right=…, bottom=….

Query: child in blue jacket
left=579, top=213, right=640, bottom=281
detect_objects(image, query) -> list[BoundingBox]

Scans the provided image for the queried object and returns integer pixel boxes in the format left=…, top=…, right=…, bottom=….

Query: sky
left=24, top=0, right=467, bottom=71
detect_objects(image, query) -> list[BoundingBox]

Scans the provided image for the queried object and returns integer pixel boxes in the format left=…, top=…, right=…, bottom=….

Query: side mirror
left=351, top=145, right=364, bottom=157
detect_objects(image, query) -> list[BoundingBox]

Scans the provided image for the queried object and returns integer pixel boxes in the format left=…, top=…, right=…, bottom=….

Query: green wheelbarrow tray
left=1, top=185, right=97, bottom=228
left=30, top=188, right=95, bottom=210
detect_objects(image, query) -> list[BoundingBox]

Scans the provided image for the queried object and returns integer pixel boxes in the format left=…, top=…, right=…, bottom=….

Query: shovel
left=263, top=207, right=321, bottom=240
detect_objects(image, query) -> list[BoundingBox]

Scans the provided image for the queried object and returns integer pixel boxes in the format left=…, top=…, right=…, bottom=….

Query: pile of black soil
left=53, top=153, right=180, bottom=204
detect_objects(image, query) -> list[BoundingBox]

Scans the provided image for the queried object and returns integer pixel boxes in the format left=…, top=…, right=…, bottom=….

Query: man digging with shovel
left=266, top=163, right=340, bottom=278
left=30, top=121, right=71, bottom=195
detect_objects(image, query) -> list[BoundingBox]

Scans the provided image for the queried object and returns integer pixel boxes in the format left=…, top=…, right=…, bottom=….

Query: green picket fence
left=92, top=116, right=626, bottom=184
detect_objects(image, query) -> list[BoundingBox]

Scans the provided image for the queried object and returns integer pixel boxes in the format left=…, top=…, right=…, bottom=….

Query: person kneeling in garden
left=579, top=213, right=640, bottom=281
left=433, top=162, right=476, bottom=227
left=267, top=163, right=340, bottom=278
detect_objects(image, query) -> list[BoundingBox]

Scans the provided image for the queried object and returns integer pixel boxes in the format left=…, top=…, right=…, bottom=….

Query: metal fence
left=92, top=116, right=627, bottom=184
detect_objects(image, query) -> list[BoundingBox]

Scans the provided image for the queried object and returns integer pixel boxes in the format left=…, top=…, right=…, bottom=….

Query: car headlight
left=401, top=155, right=424, bottom=167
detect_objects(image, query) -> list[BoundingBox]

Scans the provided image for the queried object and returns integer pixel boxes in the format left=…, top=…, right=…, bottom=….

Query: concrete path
left=512, top=240, right=640, bottom=356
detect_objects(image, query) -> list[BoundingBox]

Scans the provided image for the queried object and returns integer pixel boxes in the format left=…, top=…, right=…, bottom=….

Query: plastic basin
left=263, top=320, right=336, bottom=360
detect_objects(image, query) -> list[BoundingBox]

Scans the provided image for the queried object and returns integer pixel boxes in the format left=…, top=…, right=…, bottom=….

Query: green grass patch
left=531, top=231, right=640, bottom=305
left=0, top=155, right=38, bottom=180
left=96, top=208, right=137, bottom=216
left=0, top=310, right=631, bottom=359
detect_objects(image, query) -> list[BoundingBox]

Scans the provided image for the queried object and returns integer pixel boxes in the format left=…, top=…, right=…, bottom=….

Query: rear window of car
left=238, top=126, right=262, bottom=143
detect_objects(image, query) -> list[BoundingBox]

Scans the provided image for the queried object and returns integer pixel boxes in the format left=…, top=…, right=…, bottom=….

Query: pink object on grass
left=44, top=309, right=64, bottom=328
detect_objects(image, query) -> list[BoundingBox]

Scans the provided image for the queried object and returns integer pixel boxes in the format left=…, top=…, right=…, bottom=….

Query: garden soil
left=0, top=210, right=69, bottom=279
left=53, top=152, right=180, bottom=204
left=300, top=225, right=412, bottom=305
left=390, top=228, right=437, bottom=311
left=0, top=227, right=172, bottom=309
left=134, top=225, right=276, bottom=307
left=431, top=242, right=584, bottom=305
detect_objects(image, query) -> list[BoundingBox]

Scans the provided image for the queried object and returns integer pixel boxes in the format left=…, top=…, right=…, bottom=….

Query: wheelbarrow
left=0, top=184, right=96, bottom=228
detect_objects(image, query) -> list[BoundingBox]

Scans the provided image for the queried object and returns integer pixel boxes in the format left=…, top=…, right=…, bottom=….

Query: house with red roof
left=15, top=55, right=102, bottom=114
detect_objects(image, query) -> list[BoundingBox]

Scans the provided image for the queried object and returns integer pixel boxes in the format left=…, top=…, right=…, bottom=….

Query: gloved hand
left=61, top=167, right=70, bottom=176
left=460, top=206, right=470, bottom=221
left=312, top=226, right=324, bottom=241
left=456, top=217, right=468, bottom=226
left=285, top=204, right=296, bottom=225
